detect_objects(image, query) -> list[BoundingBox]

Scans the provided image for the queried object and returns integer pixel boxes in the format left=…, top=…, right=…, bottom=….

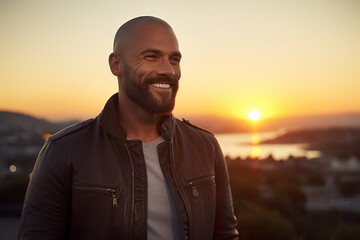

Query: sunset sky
left=1, top=0, right=360, bottom=122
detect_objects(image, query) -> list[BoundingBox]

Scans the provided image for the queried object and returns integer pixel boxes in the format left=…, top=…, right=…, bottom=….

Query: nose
left=157, top=58, right=176, bottom=77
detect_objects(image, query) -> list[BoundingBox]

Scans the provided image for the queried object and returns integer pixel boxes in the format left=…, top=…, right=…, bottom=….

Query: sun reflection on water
left=250, top=132, right=261, bottom=158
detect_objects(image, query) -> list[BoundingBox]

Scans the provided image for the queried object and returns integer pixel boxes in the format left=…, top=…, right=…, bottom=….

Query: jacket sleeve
left=19, top=140, right=71, bottom=239
left=212, top=138, right=239, bottom=239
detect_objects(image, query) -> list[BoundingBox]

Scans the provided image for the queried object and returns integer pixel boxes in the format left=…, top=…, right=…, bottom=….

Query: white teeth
left=153, top=83, right=171, bottom=89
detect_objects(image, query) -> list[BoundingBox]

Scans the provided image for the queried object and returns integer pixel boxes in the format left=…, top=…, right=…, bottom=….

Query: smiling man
left=19, top=16, right=238, bottom=239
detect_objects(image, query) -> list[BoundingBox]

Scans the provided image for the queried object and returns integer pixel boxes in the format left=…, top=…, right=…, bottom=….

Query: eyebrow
left=140, top=48, right=182, bottom=58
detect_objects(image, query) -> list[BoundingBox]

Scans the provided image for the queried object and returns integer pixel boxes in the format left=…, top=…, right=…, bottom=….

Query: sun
left=247, top=110, right=262, bottom=122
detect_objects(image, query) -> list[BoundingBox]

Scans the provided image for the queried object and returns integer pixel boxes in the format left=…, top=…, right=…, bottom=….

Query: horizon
left=2, top=108, right=360, bottom=135
left=1, top=1, right=360, bottom=121
left=2, top=107, right=360, bottom=122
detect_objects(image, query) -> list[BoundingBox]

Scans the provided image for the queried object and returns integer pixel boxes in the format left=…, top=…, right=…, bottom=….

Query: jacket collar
left=98, top=93, right=176, bottom=140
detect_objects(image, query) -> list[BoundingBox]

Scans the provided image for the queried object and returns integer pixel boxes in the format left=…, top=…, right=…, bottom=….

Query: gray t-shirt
left=142, top=137, right=182, bottom=240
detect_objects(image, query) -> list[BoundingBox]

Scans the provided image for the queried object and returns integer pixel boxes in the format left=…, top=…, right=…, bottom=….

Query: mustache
left=145, top=75, right=179, bottom=87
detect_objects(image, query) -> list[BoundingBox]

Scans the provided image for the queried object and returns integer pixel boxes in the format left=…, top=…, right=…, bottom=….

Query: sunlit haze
left=248, top=110, right=262, bottom=122
left=1, top=0, right=360, bottom=122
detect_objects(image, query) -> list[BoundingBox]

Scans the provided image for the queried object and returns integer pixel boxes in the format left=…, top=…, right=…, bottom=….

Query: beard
left=122, top=64, right=179, bottom=114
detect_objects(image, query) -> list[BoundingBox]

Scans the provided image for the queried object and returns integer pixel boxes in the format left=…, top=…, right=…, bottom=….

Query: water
left=215, top=131, right=321, bottom=160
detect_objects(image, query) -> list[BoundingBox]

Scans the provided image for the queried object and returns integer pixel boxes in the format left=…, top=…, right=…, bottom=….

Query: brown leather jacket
left=19, top=94, right=238, bottom=239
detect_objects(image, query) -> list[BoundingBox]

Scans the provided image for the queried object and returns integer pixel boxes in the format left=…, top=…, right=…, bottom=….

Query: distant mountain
left=186, top=113, right=360, bottom=133
left=261, top=128, right=360, bottom=158
left=261, top=113, right=360, bottom=131
left=182, top=115, right=249, bottom=133
left=1, top=110, right=360, bottom=135
left=0, top=111, right=75, bottom=134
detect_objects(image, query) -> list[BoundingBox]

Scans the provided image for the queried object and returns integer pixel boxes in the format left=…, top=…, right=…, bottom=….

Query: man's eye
left=170, top=57, right=181, bottom=65
left=144, top=55, right=158, bottom=61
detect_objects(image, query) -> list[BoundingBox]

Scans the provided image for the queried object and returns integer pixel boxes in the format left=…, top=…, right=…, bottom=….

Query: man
left=19, top=16, right=238, bottom=239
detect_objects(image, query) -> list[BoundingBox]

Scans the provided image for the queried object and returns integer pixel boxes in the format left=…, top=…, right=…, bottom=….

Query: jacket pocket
left=72, top=185, right=119, bottom=208
left=186, top=174, right=215, bottom=198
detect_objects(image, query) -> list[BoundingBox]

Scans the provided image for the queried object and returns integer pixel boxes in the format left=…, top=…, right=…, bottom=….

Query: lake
left=215, top=131, right=321, bottom=160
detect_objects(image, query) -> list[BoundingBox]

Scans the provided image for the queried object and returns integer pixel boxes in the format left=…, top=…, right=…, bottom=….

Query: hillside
left=0, top=111, right=75, bottom=134
left=261, top=127, right=360, bottom=158
left=182, top=115, right=249, bottom=133
left=185, top=112, right=360, bottom=133
left=1, top=110, right=360, bottom=134
left=260, top=113, right=360, bottom=131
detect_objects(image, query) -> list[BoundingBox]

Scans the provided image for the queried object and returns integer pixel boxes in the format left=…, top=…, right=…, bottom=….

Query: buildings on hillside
left=226, top=154, right=360, bottom=213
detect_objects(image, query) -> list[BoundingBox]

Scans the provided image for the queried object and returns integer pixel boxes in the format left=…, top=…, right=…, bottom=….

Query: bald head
left=108, top=16, right=181, bottom=115
left=113, top=16, right=175, bottom=54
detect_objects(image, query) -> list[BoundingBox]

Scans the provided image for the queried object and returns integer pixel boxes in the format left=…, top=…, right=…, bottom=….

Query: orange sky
left=1, top=0, right=360, bottom=122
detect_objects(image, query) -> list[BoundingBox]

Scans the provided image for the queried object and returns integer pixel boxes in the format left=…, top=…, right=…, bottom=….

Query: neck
left=118, top=93, right=162, bottom=142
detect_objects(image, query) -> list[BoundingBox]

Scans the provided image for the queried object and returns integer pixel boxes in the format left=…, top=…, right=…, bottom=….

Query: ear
left=109, top=53, right=122, bottom=76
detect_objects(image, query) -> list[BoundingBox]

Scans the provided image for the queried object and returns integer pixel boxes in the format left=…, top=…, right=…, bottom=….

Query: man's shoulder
left=174, top=118, right=221, bottom=151
left=176, top=118, right=215, bottom=137
left=47, top=118, right=94, bottom=142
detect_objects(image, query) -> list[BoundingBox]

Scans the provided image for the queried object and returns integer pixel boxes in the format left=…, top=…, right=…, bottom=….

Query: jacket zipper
left=72, top=185, right=118, bottom=208
left=125, top=144, right=135, bottom=239
left=187, top=175, right=215, bottom=198
left=169, top=140, right=191, bottom=240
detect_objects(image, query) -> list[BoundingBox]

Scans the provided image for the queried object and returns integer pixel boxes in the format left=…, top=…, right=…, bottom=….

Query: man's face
left=120, top=23, right=181, bottom=114
left=122, top=62, right=179, bottom=114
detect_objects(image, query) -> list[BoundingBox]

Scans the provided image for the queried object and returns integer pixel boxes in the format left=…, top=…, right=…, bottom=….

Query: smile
left=152, top=83, right=171, bottom=89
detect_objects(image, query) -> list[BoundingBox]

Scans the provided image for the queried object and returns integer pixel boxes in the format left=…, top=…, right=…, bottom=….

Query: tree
left=337, top=181, right=360, bottom=198
left=330, top=223, right=360, bottom=240
left=236, top=204, right=301, bottom=240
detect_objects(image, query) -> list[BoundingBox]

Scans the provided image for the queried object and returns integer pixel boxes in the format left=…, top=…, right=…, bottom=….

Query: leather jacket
left=19, top=94, right=238, bottom=239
